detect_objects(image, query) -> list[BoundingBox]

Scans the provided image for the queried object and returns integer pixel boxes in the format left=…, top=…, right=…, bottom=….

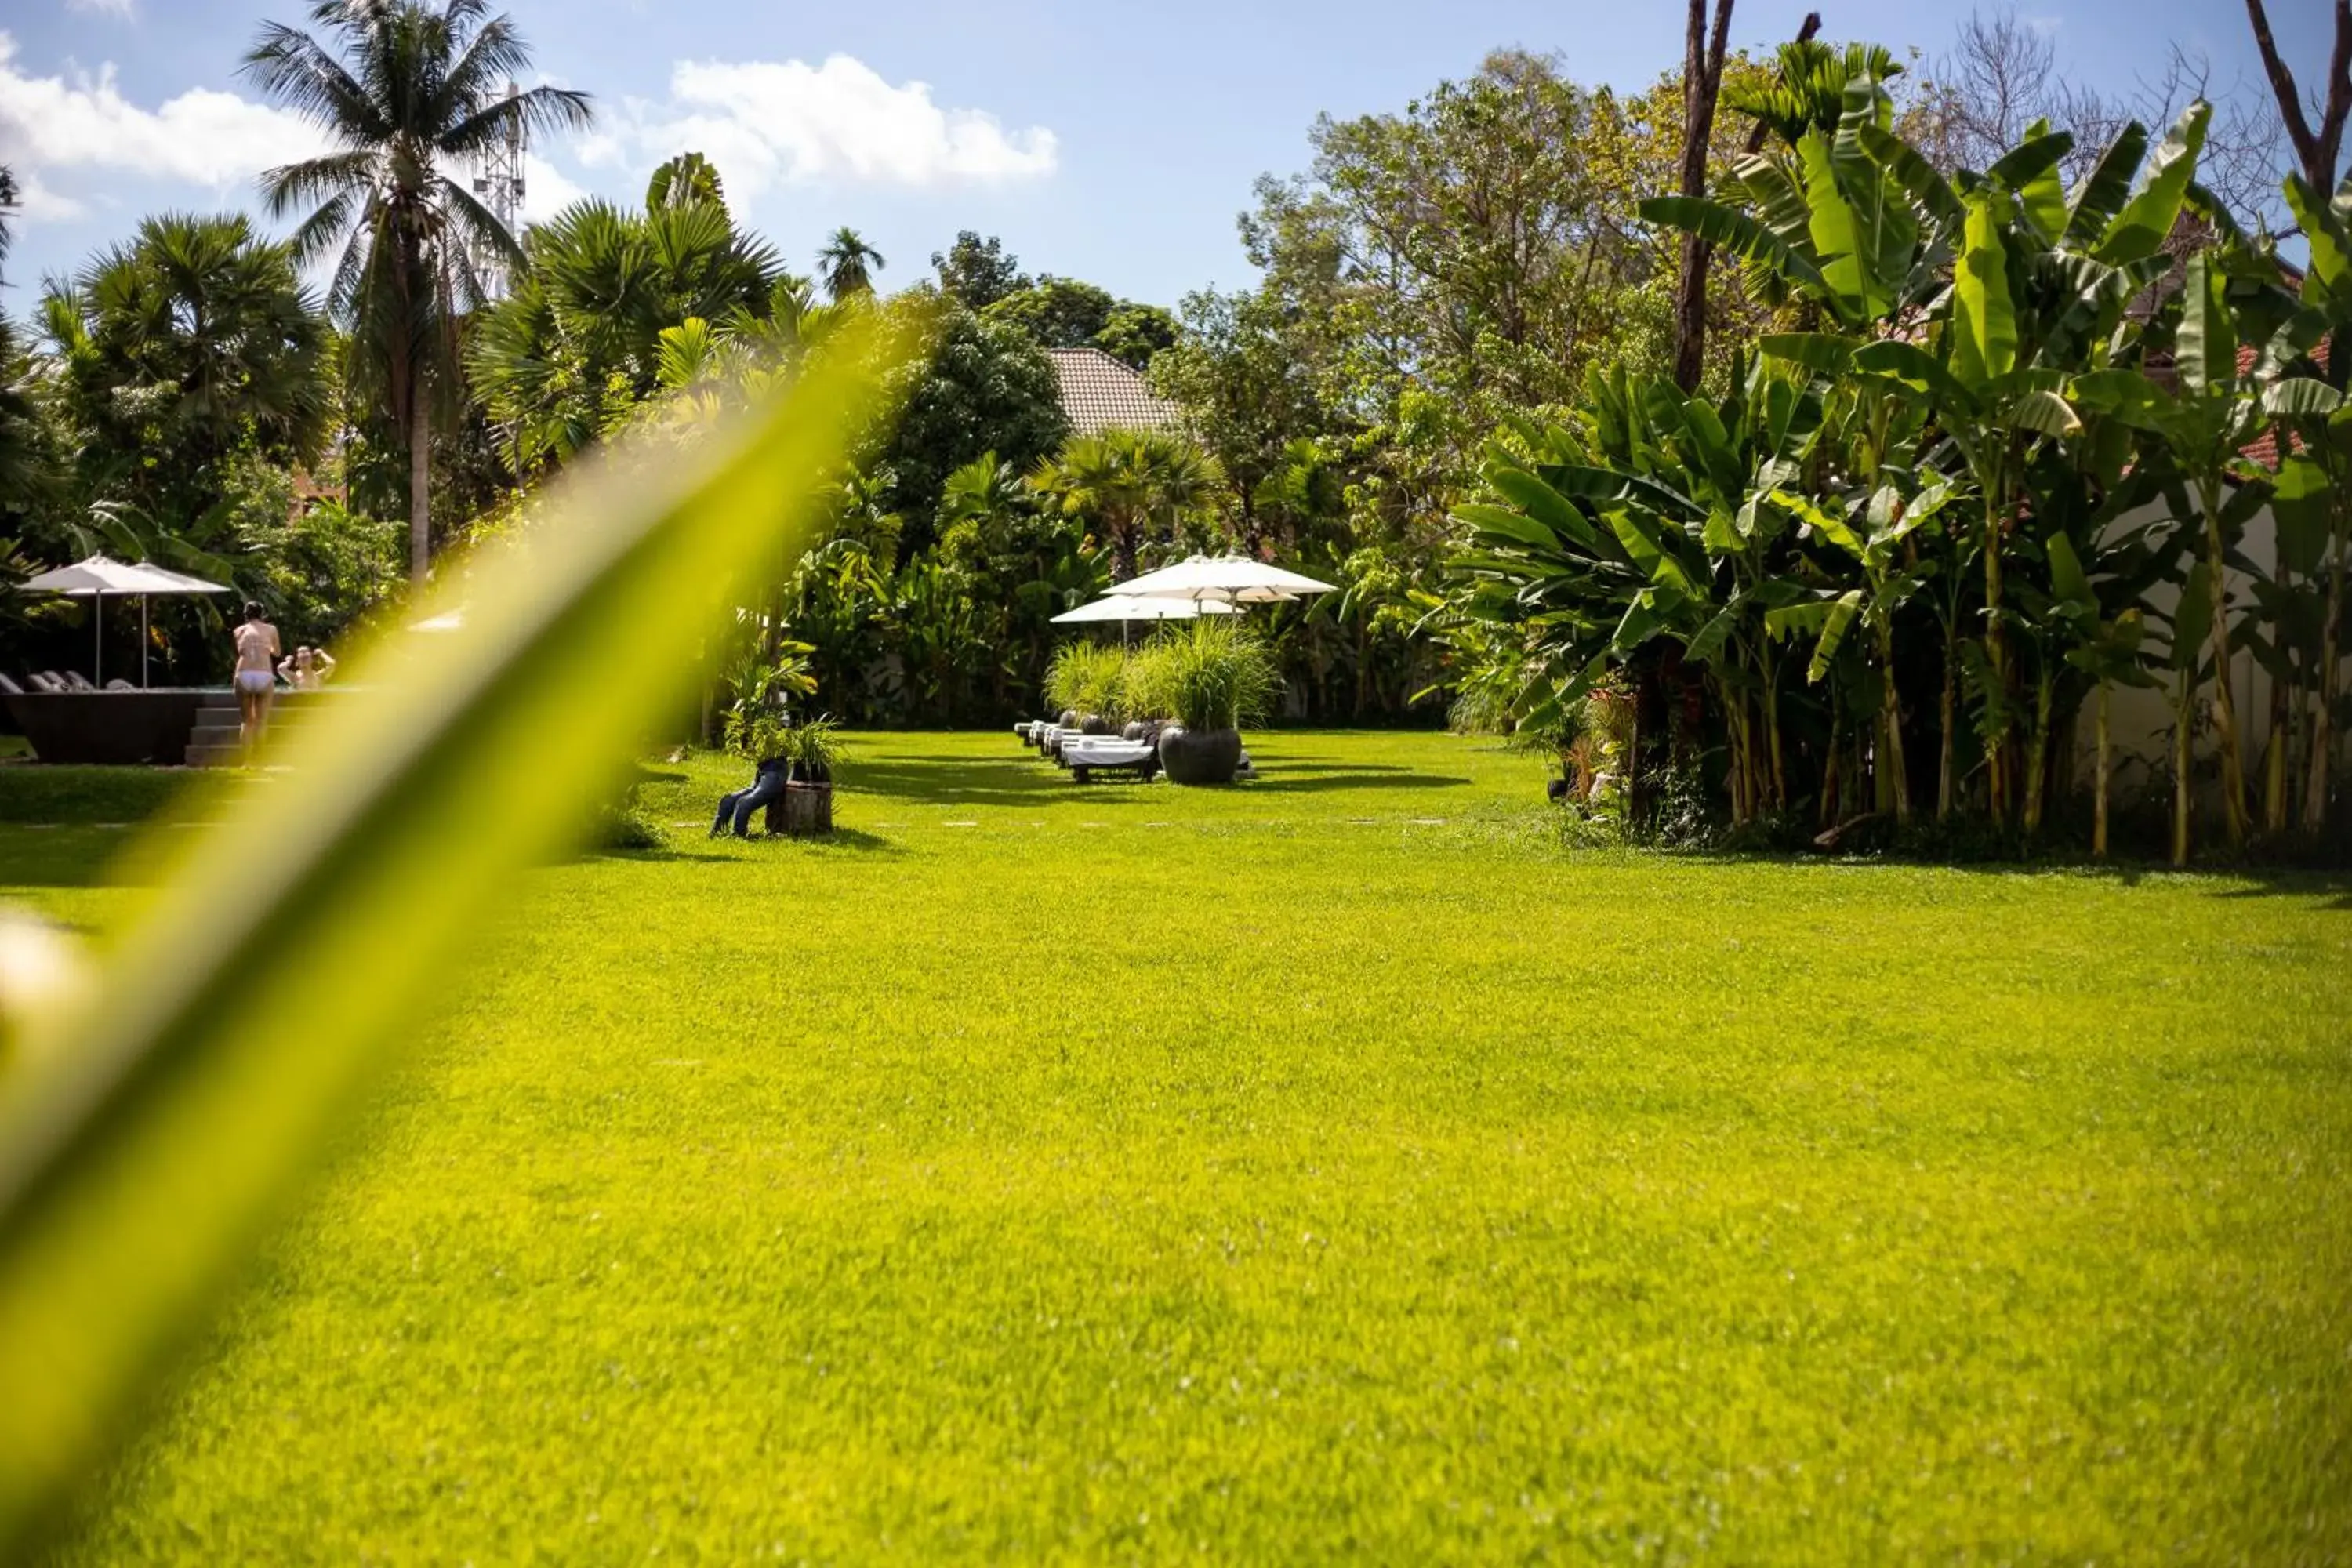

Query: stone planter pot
left=1159, top=725, right=1243, bottom=786
left=1121, top=721, right=1147, bottom=741
left=765, top=778, right=834, bottom=836
left=1059, top=708, right=1081, bottom=729
left=1080, top=713, right=1114, bottom=735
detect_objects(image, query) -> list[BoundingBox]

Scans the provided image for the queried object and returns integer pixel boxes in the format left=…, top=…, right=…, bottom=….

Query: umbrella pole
left=142, top=597, right=151, bottom=688
left=93, top=591, right=102, bottom=687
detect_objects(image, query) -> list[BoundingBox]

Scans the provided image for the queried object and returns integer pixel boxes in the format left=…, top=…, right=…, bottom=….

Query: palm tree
left=41, top=212, right=328, bottom=528
left=468, top=197, right=781, bottom=470
left=241, top=0, right=591, bottom=582
left=1034, top=429, right=1221, bottom=581
left=646, top=151, right=724, bottom=212
left=0, top=165, right=18, bottom=286
left=818, top=227, right=885, bottom=302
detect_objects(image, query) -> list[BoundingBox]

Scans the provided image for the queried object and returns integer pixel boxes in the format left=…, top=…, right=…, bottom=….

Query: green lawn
left=9, top=731, right=2351, bottom=1563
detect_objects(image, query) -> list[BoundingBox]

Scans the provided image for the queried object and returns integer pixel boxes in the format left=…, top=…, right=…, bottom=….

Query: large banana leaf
left=1639, top=195, right=1830, bottom=299
left=2176, top=251, right=2238, bottom=397
left=2094, top=100, right=2209, bottom=266
left=0, top=314, right=915, bottom=1549
left=1851, top=339, right=1976, bottom=411
left=1986, top=123, right=2074, bottom=241
left=2063, top=122, right=2150, bottom=245
left=1858, top=122, right=1965, bottom=236
left=1952, top=192, right=2019, bottom=388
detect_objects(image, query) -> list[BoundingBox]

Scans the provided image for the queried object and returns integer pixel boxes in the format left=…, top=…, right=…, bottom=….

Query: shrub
left=1044, top=641, right=1127, bottom=720
left=1130, top=619, right=1276, bottom=732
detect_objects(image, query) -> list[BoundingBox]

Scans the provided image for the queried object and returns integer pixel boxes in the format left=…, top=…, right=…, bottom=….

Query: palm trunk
left=2263, top=667, right=2291, bottom=834
left=1983, top=492, right=2009, bottom=822
left=408, top=394, right=432, bottom=583
left=2198, top=476, right=2249, bottom=849
left=2305, top=524, right=2343, bottom=834
left=2093, top=682, right=2111, bottom=859
left=2172, top=666, right=2194, bottom=868
left=2023, top=666, right=2053, bottom=836
left=1879, top=622, right=1911, bottom=827
left=1937, top=627, right=1958, bottom=820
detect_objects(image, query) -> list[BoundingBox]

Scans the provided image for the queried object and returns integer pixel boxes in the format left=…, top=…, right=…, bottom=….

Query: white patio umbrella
left=1049, top=596, right=1237, bottom=625
left=15, top=554, right=233, bottom=687
left=1105, top=554, right=1338, bottom=604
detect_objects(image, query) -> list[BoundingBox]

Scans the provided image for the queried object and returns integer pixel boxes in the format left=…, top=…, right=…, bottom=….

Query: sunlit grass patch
left=11, top=731, right=2351, bottom=1563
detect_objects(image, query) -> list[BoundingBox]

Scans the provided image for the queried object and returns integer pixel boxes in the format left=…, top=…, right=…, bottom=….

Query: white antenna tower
left=470, top=82, right=527, bottom=300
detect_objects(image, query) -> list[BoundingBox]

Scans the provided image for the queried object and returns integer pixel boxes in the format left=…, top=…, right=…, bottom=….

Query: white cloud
left=519, top=154, right=585, bottom=222
left=581, top=53, right=1057, bottom=198
left=65, top=0, right=138, bottom=18
left=0, top=32, right=329, bottom=202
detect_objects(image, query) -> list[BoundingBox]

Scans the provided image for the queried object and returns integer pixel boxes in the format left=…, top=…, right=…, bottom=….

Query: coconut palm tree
left=646, top=151, right=725, bottom=212
left=0, top=165, right=18, bottom=286
left=241, top=0, right=592, bottom=582
left=818, top=227, right=885, bottom=302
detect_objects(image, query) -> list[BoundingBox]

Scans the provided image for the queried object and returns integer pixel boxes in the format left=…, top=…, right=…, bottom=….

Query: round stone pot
left=1080, top=713, right=1114, bottom=735
left=1159, top=725, right=1243, bottom=786
left=1059, top=708, right=1081, bottom=729
left=1121, top=721, right=1148, bottom=741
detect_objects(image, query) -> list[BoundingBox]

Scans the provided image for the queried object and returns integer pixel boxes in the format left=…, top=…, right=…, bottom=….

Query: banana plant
left=1766, top=475, right=1960, bottom=826
left=2072, top=248, right=2294, bottom=849
left=2159, top=558, right=2216, bottom=866
left=2260, top=172, right=2352, bottom=833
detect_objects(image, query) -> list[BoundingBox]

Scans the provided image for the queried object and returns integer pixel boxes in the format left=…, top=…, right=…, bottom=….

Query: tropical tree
left=645, top=151, right=724, bottom=212
left=40, top=212, right=329, bottom=542
left=241, top=0, right=593, bottom=581
left=1033, top=429, right=1224, bottom=582
left=818, top=227, right=885, bottom=301
left=469, top=196, right=783, bottom=472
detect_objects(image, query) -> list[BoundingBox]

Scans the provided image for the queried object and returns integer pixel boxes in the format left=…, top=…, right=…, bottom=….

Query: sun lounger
left=1061, top=735, right=1160, bottom=783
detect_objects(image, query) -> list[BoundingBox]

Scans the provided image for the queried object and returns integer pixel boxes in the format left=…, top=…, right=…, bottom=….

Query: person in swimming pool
left=230, top=601, right=281, bottom=752
left=277, top=644, right=336, bottom=691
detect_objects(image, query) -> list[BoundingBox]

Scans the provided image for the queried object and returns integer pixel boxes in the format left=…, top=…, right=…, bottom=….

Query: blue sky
left=0, top=0, right=2326, bottom=310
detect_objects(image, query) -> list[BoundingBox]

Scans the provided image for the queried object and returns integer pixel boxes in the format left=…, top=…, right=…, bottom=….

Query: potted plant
left=771, top=717, right=841, bottom=837
left=1138, top=619, right=1276, bottom=785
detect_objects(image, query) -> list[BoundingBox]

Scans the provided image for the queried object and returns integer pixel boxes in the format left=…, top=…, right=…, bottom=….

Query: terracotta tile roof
left=1049, top=347, right=1178, bottom=436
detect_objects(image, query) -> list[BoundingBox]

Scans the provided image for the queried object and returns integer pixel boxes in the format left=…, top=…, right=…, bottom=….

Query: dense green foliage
left=12, top=732, right=2348, bottom=1559
left=1446, top=75, right=2350, bottom=862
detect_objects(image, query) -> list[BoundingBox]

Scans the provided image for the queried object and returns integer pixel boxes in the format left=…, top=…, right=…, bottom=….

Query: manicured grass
left=9, top=731, right=2351, bottom=1563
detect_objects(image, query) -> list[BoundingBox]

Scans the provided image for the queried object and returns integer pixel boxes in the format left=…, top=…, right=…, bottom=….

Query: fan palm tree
left=41, top=212, right=328, bottom=529
left=818, top=227, right=884, bottom=302
left=468, top=197, right=782, bottom=470
left=241, top=0, right=592, bottom=581
left=1033, top=429, right=1221, bottom=580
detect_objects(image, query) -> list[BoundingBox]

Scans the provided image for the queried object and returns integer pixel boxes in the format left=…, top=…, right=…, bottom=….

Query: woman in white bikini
left=231, top=601, right=281, bottom=752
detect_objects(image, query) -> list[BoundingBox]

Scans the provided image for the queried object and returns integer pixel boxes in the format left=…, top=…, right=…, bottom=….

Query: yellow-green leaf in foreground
left=0, top=310, right=918, bottom=1550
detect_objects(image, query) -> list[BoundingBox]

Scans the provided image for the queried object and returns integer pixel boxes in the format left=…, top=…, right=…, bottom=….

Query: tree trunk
left=1938, top=630, right=1958, bottom=820
left=2173, top=666, right=2194, bottom=867
left=408, top=388, right=433, bottom=583
left=2242, top=0, right=2352, bottom=197
left=1628, top=648, right=1671, bottom=829
left=1880, top=622, right=1912, bottom=827
left=1982, top=492, right=2010, bottom=822
left=1670, top=0, right=1737, bottom=393
left=2263, top=663, right=2291, bottom=834
left=2093, top=682, right=2111, bottom=859
left=2199, top=477, right=2250, bottom=849
left=2022, top=668, right=2053, bottom=836
left=2306, top=522, right=2344, bottom=833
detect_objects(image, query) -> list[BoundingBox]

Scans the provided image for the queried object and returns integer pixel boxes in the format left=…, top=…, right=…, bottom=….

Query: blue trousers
left=713, top=769, right=787, bottom=836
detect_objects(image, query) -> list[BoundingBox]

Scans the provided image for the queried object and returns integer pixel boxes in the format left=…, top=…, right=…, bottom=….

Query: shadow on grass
left=1247, top=772, right=1475, bottom=794
left=1650, top=840, right=2352, bottom=908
